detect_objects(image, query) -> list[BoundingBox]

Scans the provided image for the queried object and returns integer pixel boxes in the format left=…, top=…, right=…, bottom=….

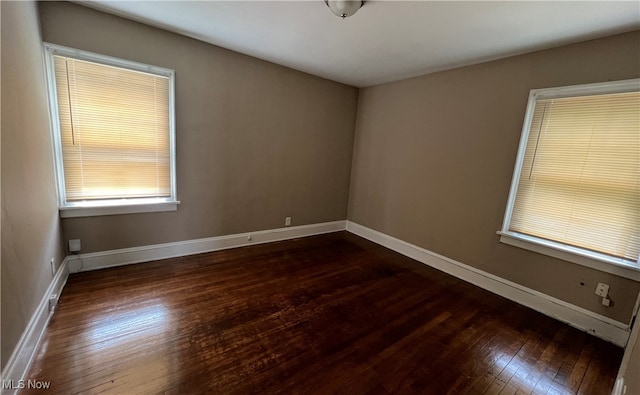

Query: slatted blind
left=510, top=91, right=640, bottom=261
left=53, top=55, right=171, bottom=202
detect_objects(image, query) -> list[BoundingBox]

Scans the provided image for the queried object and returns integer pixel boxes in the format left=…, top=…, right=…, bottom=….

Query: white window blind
left=506, top=87, right=639, bottom=264
left=52, top=54, right=172, bottom=202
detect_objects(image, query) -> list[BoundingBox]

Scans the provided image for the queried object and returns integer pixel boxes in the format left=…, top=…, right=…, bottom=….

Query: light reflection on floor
left=485, top=349, right=572, bottom=395
left=86, top=303, right=170, bottom=350
left=78, top=302, right=174, bottom=392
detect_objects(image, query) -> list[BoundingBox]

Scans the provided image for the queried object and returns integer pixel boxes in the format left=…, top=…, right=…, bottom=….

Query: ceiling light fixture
left=325, top=0, right=365, bottom=19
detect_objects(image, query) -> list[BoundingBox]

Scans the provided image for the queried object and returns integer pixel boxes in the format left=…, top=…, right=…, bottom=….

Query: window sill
left=60, top=200, right=180, bottom=218
left=497, top=231, right=640, bottom=281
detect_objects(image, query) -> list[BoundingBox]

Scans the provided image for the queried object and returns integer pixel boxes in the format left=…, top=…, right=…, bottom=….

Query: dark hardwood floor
left=23, top=232, right=622, bottom=394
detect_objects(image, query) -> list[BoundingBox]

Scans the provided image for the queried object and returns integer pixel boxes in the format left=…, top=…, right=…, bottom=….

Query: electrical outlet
left=50, top=257, right=56, bottom=275
left=49, top=294, right=58, bottom=312
left=285, top=217, right=291, bottom=226
left=69, top=239, right=81, bottom=253
left=595, top=283, right=609, bottom=298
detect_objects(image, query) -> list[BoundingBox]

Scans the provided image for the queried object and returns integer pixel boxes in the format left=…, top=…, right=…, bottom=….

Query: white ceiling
left=77, top=1, right=640, bottom=87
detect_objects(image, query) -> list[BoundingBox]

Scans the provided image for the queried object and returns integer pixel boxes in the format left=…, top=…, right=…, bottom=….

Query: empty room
left=2, top=1, right=639, bottom=394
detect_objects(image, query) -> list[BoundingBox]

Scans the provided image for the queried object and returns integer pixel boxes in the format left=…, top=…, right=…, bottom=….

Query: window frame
left=499, top=78, right=640, bottom=281
left=43, top=43, right=179, bottom=218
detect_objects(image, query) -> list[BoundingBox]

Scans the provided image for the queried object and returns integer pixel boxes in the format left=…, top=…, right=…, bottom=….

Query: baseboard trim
left=345, top=221, right=630, bottom=347
left=1, top=259, right=69, bottom=395
left=66, top=220, right=347, bottom=273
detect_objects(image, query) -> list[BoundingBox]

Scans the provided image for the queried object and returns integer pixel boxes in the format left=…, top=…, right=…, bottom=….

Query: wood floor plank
left=21, top=232, right=623, bottom=394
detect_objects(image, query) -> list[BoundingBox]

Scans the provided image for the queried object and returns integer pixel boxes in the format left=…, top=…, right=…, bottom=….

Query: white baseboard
left=1, top=259, right=69, bottom=395
left=611, top=378, right=625, bottom=395
left=66, top=220, right=347, bottom=273
left=346, top=221, right=630, bottom=347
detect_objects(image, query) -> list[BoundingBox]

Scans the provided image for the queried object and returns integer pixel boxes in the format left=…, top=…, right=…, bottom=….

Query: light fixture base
left=325, top=0, right=366, bottom=19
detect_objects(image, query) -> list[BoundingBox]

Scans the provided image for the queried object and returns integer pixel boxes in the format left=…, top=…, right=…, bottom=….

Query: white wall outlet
left=285, top=217, right=292, bottom=226
left=49, top=294, right=58, bottom=312
left=69, top=239, right=81, bottom=253
left=595, top=282, right=609, bottom=298
left=50, top=257, right=56, bottom=275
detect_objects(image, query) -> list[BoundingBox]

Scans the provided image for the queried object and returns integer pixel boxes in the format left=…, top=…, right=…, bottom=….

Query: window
left=499, top=79, right=639, bottom=279
left=44, top=43, right=178, bottom=217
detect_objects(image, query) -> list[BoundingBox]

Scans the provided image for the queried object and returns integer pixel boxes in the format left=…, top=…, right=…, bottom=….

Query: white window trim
left=43, top=43, right=179, bottom=217
left=500, top=78, right=640, bottom=281
left=59, top=199, right=179, bottom=218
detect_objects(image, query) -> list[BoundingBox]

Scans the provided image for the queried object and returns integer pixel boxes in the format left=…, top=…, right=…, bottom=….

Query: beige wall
left=38, top=2, right=358, bottom=253
left=349, top=31, right=640, bottom=324
left=622, top=329, right=640, bottom=394
left=29, top=2, right=640, bottom=326
left=1, top=1, right=65, bottom=370
left=615, top=301, right=640, bottom=395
